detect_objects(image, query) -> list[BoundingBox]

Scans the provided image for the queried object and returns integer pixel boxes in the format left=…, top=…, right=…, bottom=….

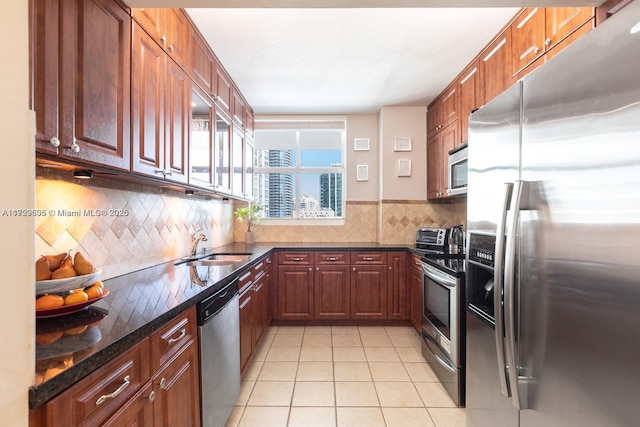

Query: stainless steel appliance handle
left=422, top=263, right=456, bottom=287
left=423, top=333, right=457, bottom=374
left=494, top=182, right=513, bottom=398
left=504, top=180, right=523, bottom=409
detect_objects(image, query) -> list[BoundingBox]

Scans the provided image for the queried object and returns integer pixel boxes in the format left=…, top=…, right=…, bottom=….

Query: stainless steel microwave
left=448, top=142, right=468, bottom=197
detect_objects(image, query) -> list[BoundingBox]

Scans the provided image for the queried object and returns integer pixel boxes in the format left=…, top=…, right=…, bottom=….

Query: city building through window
left=253, top=119, right=345, bottom=220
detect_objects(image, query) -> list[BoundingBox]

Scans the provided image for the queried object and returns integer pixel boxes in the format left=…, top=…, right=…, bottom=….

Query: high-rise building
left=267, top=150, right=294, bottom=218
left=320, top=173, right=343, bottom=217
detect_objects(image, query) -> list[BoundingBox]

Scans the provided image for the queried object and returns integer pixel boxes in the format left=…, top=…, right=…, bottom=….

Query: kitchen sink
left=189, top=253, right=251, bottom=266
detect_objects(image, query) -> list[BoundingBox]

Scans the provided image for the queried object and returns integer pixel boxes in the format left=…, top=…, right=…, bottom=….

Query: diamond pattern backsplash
left=379, top=200, right=467, bottom=244
left=35, top=169, right=234, bottom=280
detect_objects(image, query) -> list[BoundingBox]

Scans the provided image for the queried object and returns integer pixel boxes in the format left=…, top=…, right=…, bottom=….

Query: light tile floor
left=225, top=326, right=466, bottom=427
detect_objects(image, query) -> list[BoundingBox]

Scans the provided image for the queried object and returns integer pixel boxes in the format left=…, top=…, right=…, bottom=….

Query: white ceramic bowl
left=36, top=269, right=102, bottom=295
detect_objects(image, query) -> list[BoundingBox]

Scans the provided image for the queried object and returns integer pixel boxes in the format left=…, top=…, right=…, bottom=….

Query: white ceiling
left=186, top=8, right=525, bottom=114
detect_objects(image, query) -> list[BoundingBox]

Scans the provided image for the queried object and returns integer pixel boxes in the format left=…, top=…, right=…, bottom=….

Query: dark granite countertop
left=30, top=242, right=412, bottom=408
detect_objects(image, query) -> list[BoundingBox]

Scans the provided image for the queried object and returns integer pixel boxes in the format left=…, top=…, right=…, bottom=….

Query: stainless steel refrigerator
left=465, top=2, right=640, bottom=426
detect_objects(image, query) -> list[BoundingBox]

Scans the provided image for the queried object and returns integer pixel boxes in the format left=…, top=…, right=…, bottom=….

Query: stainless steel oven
left=421, top=258, right=465, bottom=406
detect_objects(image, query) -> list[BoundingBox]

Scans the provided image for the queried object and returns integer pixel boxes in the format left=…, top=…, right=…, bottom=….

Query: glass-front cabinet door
left=244, top=138, right=255, bottom=200
left=189, top=87, right=213, bottom=189
left=213, top=110, right=231, bottom=194
left=231, top=126, right=244, bottom=197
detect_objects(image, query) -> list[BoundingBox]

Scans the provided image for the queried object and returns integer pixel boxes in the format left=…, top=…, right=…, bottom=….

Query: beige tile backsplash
left=36, top=168, right=467, bottom=279
left=35, top=169, right=234, bottom=280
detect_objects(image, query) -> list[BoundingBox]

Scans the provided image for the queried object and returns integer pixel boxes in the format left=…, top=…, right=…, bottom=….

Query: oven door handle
left=422, top=263, right=456, bottom=287
left=422, top=332, right=457, bottom=374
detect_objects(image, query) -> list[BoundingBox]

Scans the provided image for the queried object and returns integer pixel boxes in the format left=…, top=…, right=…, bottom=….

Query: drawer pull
left=291, top=257, right=304, bottom=261
left=326, top=257, right=337, bottom=261
left=96, top=375, right=130, bottom=406
left=363, top=257, right=375, bottom=261
left=166, top=328, right=186, bottom=345
left=239, top=271, right=252, bottom=282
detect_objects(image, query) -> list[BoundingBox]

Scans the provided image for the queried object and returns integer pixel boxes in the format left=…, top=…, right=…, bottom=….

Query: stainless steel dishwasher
left=197, top=277, right=240, bottom=427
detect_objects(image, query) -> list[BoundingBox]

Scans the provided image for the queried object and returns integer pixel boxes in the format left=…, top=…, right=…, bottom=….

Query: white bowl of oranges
left=35, top=251, right=108, bottom=317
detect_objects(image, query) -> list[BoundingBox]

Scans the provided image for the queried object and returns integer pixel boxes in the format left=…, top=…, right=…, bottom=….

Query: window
left=253, top=119, right=345, bottom=221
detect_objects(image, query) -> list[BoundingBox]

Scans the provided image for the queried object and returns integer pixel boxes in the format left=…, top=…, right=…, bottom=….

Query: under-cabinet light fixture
left=73, top=169, right=94, bottom=179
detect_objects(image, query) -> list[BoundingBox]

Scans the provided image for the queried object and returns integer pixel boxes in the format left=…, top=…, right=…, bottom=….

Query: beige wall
left=240, top=110, right=467, bottom=245
left=3, top=0, right=32, bottom=425
left=346, top=114, right=379, bottom=201
left=378, top=106, right=428, bottom=201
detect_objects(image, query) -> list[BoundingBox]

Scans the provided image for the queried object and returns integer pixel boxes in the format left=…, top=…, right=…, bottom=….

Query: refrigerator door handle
left=504, top=180, right=526, bottom=409
left=494, top=182, right=513, bottom=398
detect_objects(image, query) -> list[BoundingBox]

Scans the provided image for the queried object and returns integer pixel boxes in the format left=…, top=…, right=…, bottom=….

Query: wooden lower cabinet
left=239, top=288, right=254, bottom=374
left=387, top=252, right=408, bottom=320
left=152, top=338, right=201, bottom=427
left=350, top=265, right=388, bottom=320
left=276, top=265, right=314, bottom=320
left=409, top=255, right=423, bottom=332
left=31, top=308, right=200, bottom=427
left=102, top=381, right=154, bottom=427
left=239, top=257, right=273, bottom=377
left=315, top=265, right=351, bottom=320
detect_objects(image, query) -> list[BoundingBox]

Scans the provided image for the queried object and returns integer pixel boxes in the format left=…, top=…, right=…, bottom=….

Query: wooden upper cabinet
left=132, top=8, right=187, bottom=68
left=233, top=90, right=245, bottom=127
left=164, top=59, right=190, bottom=184
left=245, top=106, right=255, bottom=138
left=427, top=120, right=457, bottom=200
left=512, top=7, right=595, bottom=78
left=164, top=8, right=188, bottom=66
left=188, top=26, right=215, bottom=96
left=545, top=7, right=595, bottom=51
left=457, top=60, right=481, bottom=144
left=427, top=83, right=458, bottom=137
left=215, top=63, right=233, bottom=114
left=32, top=0, right=131, bottom=170
left=132, top=22, right=189, bottom=184
left=132, top=23, right=165, bottom=179
left=480, top=27, right=512, bottom=105
left=511, top=7, right=546, bottom=77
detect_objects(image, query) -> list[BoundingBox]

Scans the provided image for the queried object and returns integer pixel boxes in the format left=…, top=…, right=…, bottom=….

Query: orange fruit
left=35, top=331, right=64, bottom=345
left=89, top=280, right=104, bottom=289
left=36, top=294, right=64, bottom=310
left=64, top=290, right=88, bottom=306
left=84, top=284, right=104, bottom=300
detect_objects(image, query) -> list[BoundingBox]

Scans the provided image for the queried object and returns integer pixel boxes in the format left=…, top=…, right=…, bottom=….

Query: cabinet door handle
left=316, top=267, right=319, bottom=271
left=266, top=258, right=272, bottom=264
left=389, top=266, right=392, bottom=270
left=166, top=328, right=186, bottom=345
left=168, top=44, right=174, bottom=52
left=49, top=136, right=60, bottom=148
left=148, top=390, right=156, bottom=402
left=96, top=375, right=130, bottom=406
left=159, top=377, right=166, bottom=389
left=67, top=140, right=80, bottom=153
left=160, top=35, right=167, bottom=43
left=534, top=46, right=540, bottom=54
left=165, top=170, right=173, bottom=176
left=544, top=37, right=551, bottom=46
left=353, top=267, right=356, bottom=271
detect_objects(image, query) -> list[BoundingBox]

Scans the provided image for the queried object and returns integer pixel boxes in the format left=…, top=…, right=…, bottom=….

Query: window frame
left=253, top=117, right=347, bottom=224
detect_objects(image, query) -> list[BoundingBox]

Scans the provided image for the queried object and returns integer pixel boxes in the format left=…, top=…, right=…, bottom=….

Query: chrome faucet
left=190, top=231, right=208, bottom=257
